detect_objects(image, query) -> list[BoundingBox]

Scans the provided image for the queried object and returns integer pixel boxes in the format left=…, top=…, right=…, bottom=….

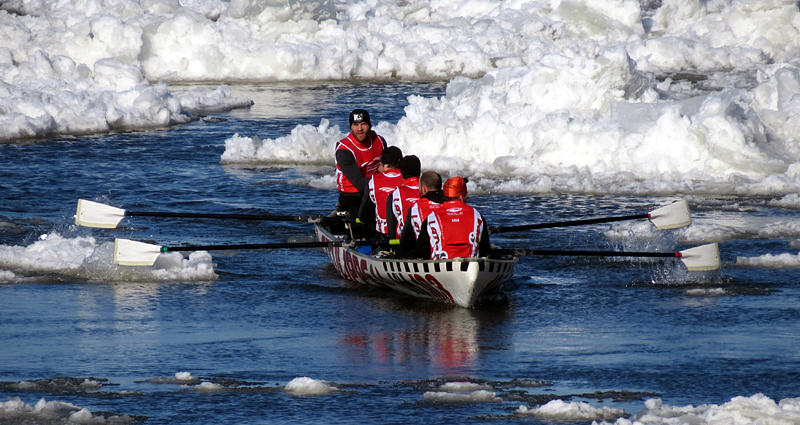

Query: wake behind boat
left=315, top=224, right=517, bottom=307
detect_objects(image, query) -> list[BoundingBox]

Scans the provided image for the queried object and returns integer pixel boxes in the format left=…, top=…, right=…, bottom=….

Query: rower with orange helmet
left=414, top=176, right=492, bottom=260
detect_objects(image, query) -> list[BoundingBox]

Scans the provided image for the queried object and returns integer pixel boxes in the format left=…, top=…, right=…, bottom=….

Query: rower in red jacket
left=398, top=171, right=444, bottom=253
left=335, top=109, right=386, bottom=218
left=415, top=176, right=492, bottom=259
left=385, top=155, right=421, bottom=239
left=358, top=146, right=404, bottom=236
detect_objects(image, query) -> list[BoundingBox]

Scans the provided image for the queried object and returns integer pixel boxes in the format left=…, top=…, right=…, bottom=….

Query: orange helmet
left=443, top=176, right=468, bottom=198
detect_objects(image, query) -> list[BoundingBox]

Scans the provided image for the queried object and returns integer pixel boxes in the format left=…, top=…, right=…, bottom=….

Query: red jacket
left=367, top=170, right=404, bottom=233
left=390, top=177, right=420, bottom=237
left=335, top=131, right=384, bottom=193
left=424, top=200, right=484, bottom=259
left=408, top=197, right=444, bottom=239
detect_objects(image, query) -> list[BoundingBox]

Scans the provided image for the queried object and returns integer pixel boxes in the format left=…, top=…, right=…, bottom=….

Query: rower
left=385, top=155, right=421, bottom=240
left=398, top=171, right=444, bottom=254
left=414, top=176, right=492, bottom=260
left=357, top=146, right=404, bottom=239
left=335, top=109, right=387, bottom=219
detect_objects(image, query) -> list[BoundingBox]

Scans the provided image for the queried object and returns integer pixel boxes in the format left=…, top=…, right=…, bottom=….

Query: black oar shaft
left=125, top=211, right=356, bottom=223
left=495, top=248, right=679, bottom=258
left=162, top=241, right=350, bottom=253
left=161, top=240, right=384, bottom=253
left=489, top=213, right=649, bottom=233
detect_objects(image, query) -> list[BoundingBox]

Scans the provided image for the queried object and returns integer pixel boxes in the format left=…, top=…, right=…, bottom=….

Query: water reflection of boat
left=340, top=306, right=483, bottom=370
left=315, top=224, right=517, bottom=308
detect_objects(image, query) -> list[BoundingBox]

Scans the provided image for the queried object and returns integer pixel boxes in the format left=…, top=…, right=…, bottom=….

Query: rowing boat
left=314, top=224, right=517, bottom=307
left=76, top=199, right=721, bottom=308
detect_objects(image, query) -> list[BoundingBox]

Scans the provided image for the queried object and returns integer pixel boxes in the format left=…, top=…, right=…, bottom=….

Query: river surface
left=1, top=82, right=799, bottom=424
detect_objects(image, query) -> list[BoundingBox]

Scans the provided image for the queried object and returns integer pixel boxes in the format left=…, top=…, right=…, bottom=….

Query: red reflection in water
left=339, top=308, right=479, bottom=371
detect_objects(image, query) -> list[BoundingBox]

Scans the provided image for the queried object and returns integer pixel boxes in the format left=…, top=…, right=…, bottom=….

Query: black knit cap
left=349, top=109, right=371, bottom=127
left=399, top=155, right=421, bottom=178
left=380, top=146, right=403, bottom=166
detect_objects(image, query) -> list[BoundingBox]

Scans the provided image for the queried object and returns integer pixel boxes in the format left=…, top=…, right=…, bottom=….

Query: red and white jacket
left=408, top=198, right=444, bottom=238
left=335, top=131, right=384, bottom=193
left=424, top=201, right=484, bottom=260
left=390, top=177, right=420, bottom=237
left=367, top=170, right=404, bottom=233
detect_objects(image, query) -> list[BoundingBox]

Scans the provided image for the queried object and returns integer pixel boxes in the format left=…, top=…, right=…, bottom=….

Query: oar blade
left=648, top=200, right=691, bottom=230
left=114, top=238, right=163, bottom=266
left=679, top=243, right=721, bottom=271
left=76, top=199, right=126, bottom=229
left=648, top=199, right=692, bottom=230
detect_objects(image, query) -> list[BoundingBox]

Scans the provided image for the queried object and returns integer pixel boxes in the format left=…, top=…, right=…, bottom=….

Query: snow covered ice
left=284, top=377, right=339, bottom=395
left=0, top=233, right=218, bottom=282
left=4, top=3, right=800, bottom=421
left=2, top=0, right=800, bottom=195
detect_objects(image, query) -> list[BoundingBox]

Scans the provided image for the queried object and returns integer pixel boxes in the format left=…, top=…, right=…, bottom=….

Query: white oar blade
left=75, top=199, right=126, bottom=229
left=679, top=243, right=721, bottom=271
left=114, top=238, right=163, bottom=266
left=649, top=200, right=692, bottom=230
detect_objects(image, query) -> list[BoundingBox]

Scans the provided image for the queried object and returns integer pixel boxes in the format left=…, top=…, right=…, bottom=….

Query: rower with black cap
left=385, top=155, right=422, bottom=240
left=334, top=109, right=387, bottom=218
left=357, top=146, right=404, bottom=239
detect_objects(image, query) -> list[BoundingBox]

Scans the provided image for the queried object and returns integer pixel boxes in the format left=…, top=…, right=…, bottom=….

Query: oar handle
left=125, top=211, right=358, bottom=223
left=494, top=248, right=680, bottom=258
left=489, top=213, right=649, bottom=233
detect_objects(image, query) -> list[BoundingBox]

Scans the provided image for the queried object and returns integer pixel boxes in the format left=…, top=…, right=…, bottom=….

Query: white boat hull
left=315, top=225, right=516, bottom=307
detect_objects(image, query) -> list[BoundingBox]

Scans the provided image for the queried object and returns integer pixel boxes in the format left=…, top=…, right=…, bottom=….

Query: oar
left=494, top=243, right=720, bottom=271
left=113, top=238, right=393, bottom=266
left=488, top=200, right=691, bottom=233
left=75, top=199, right=357, bottom=229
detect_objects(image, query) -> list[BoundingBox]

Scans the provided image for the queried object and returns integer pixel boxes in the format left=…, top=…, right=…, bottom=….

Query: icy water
left=1, top=83, right=800, bottom=424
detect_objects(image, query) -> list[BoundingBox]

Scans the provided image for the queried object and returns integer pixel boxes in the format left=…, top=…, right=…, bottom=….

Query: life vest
left=391, top=177, right=420, bottom=237
left=408, top=198, right=443, bottom=238
left=367, top=170, right=404, bottom=233
left=335, top=131, right=385, bottom=193
left=424, top=200, right=484, bottom=260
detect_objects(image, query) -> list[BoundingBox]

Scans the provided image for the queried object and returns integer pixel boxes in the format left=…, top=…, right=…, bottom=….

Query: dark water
left=1, top=82, right=799, bottom=424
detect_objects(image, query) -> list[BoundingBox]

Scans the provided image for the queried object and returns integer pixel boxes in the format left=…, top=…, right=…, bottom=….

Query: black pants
left=337, top=192, right=363, bottom=218
left=335, top=192, right=366, bottom=238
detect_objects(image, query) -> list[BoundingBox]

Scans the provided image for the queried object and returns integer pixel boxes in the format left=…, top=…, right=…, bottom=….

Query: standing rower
left=335, top=109, right=386, bottom=218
